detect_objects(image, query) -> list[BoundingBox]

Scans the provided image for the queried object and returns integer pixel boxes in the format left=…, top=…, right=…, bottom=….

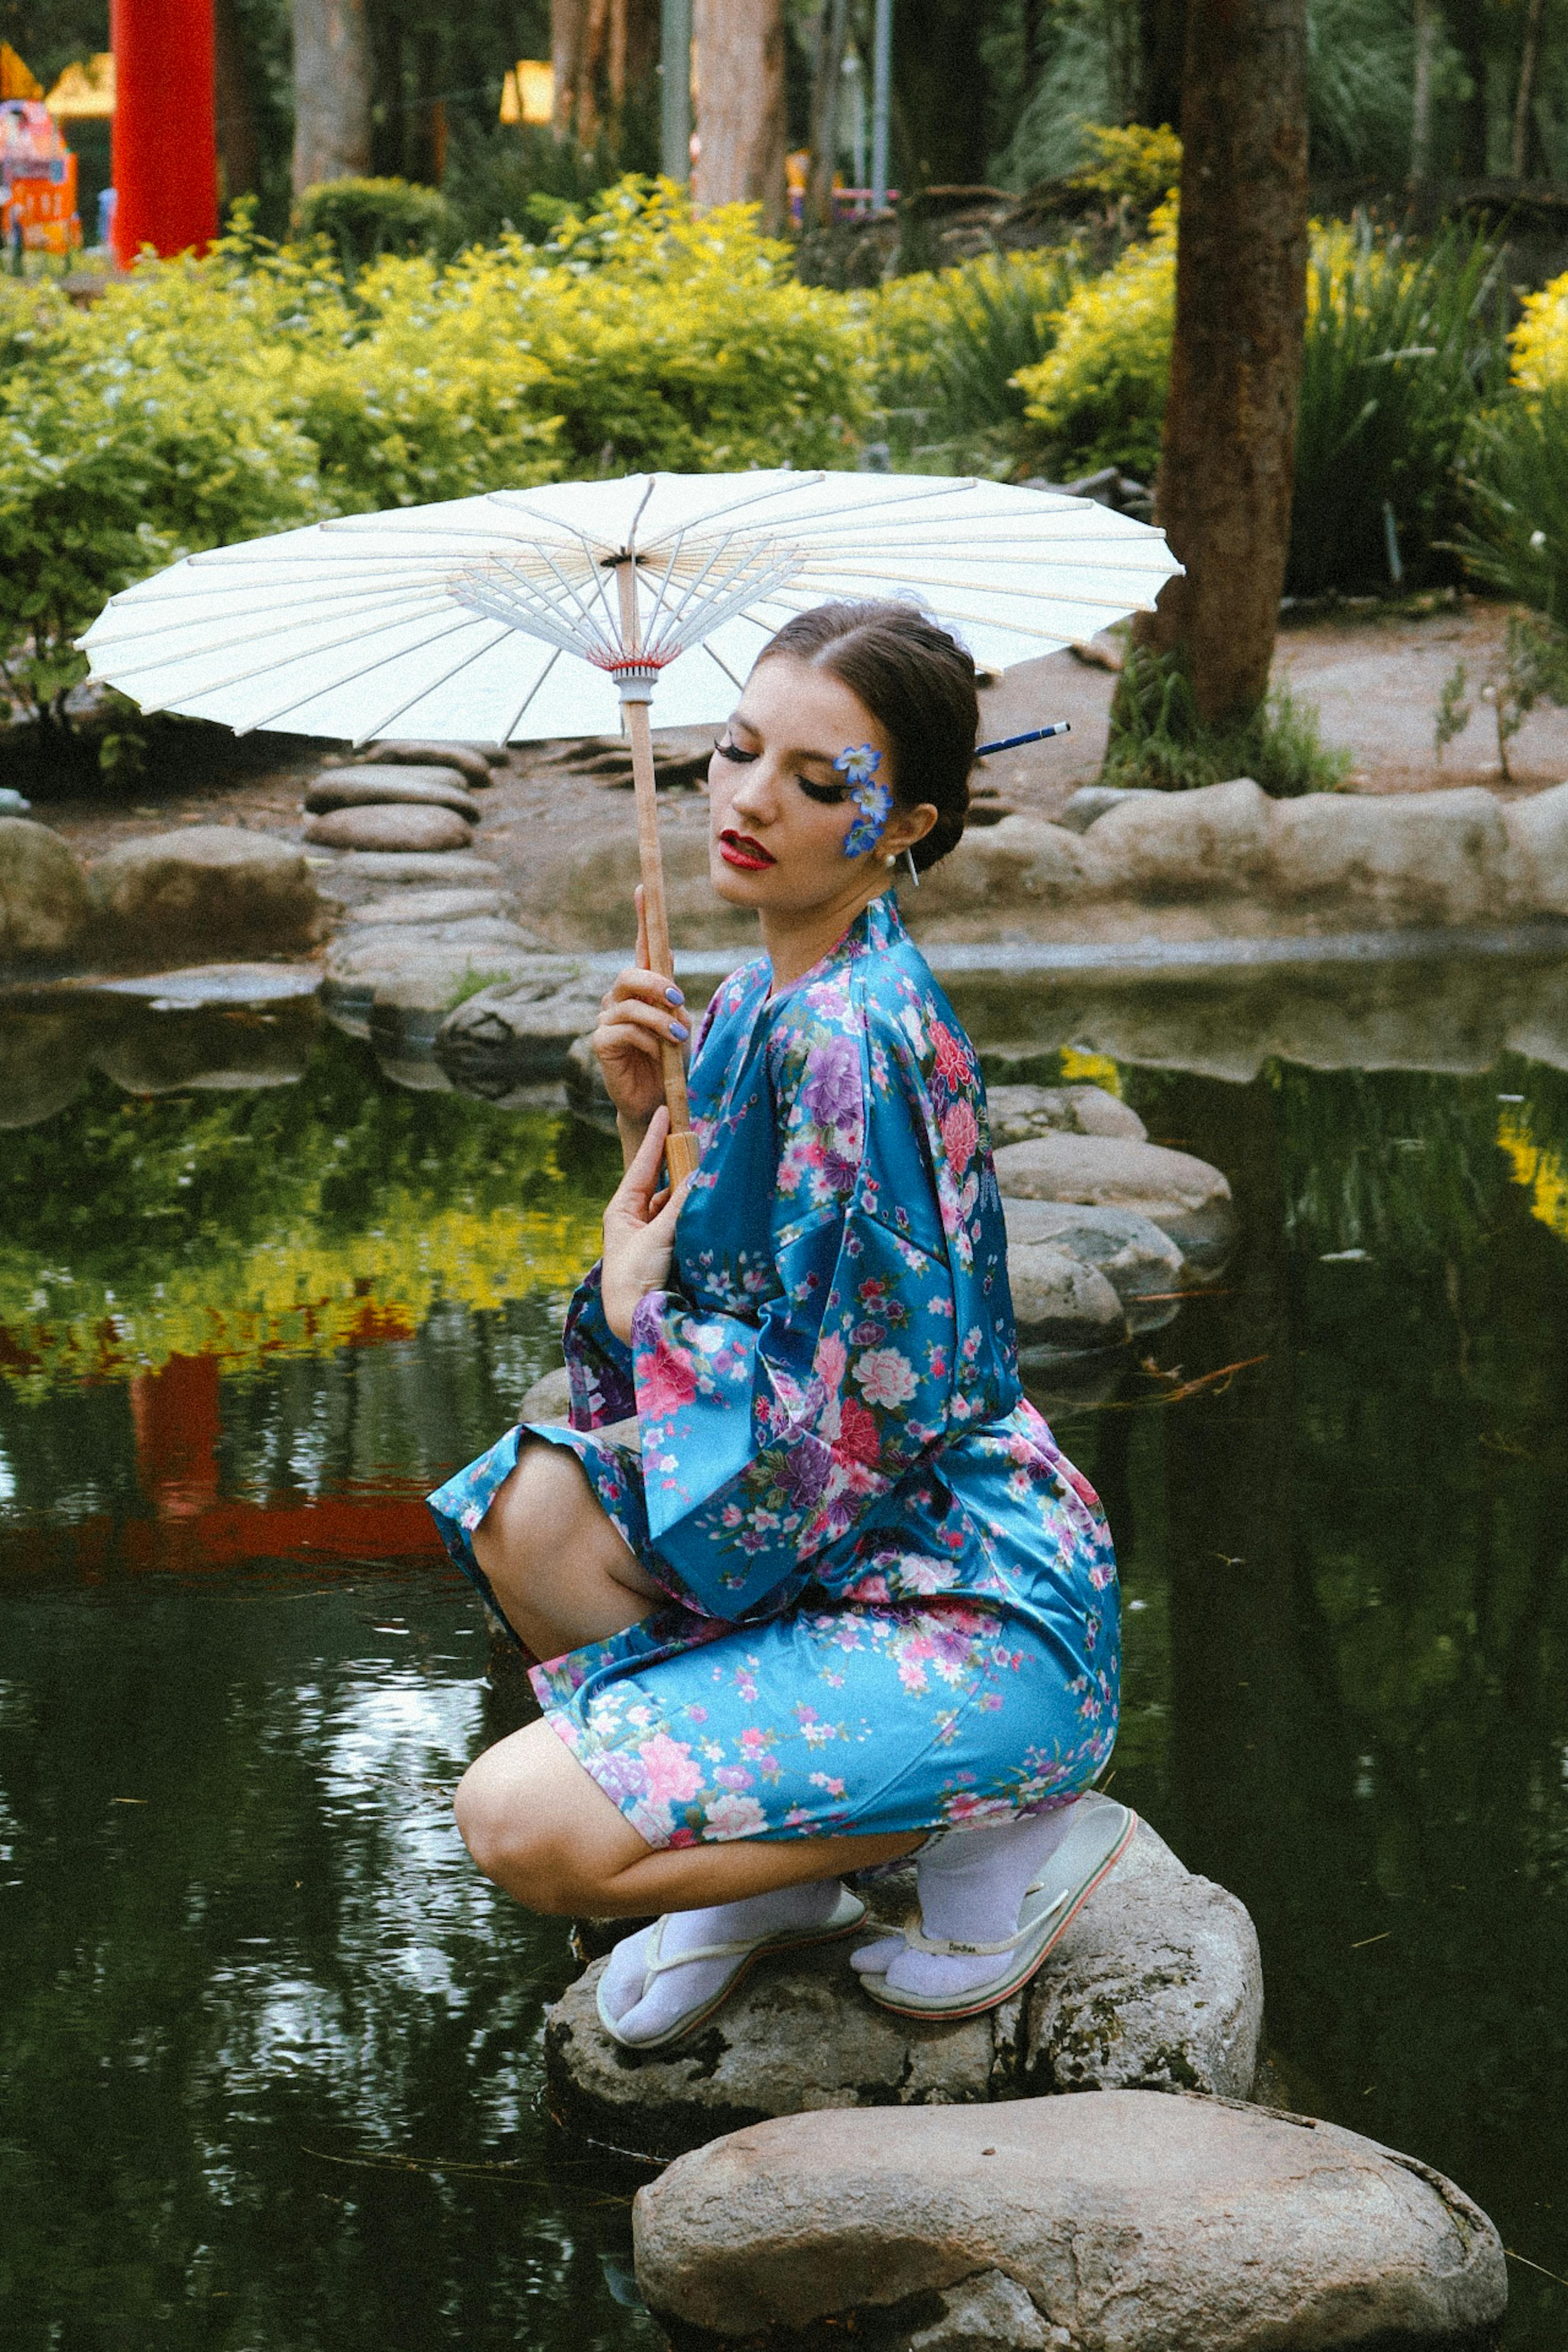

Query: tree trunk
left=213, top=0, right=259, bottom=200
left=891, top=0, right=986, bottom=189
left=1140, top=0, right=1309, bottom=730
left=807, top=0, right=850, bottom=227
left=1410, top=0, right=1435, bottom=195
left=692, top=0, right=786, bottom=228
left=1136, top=0, right=1187, bottom=131
left=1512, top=0, right=1548, bottom=181
left=292, top=0, right=372, bottom=192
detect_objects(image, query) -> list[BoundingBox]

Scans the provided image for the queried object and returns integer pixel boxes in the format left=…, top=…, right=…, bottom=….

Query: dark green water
left=2, top=1020, right=1566, bottom=2348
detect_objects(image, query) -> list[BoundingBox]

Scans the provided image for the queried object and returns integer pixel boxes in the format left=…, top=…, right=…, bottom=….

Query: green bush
left=1459, top=278, right=1568, bottom=628
left=1014, top=206, right=1506, bottom=592
left=0, top=180, right=870, bottom=730
left=1012, top=199, right=1176, bottom=480
left=870, top=246, right=1085, bottom=470
left=293, top=176, right=459, bottom=274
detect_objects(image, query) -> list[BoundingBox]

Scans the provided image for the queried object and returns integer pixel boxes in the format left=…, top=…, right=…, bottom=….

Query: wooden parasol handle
left=615, top=562, right=701, bottom=1186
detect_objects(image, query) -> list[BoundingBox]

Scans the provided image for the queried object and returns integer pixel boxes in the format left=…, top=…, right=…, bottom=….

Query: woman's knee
left=472, top=1442, right=582, bottom=1583
left=452, top=1739, right=610, bottom=1914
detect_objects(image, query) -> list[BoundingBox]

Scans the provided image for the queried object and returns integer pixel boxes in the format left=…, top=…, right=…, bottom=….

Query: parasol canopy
left=79, top=469, right=1180, bottom=747
left=80, top=468, right=1181, bottom=1176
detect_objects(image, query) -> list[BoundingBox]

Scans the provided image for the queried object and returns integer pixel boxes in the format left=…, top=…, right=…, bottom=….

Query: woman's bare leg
left=471, top=1440, right=664, bottom=1661
left=454, top=1716, right=922, bottom=1917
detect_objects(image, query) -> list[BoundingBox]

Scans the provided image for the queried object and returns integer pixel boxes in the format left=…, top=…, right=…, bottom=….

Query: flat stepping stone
left=1009, top=1242, right=1127, bottom=1353
left=310, top=852, right=500, bottom=888
left=305, top=765, right=481, bottom=820
left=346, top=889, right=507, bottom=926
left=992, top=1132, right=1235, bottom=1268
left=988, top=1081, right=1147, bottom=1144
left=304, top=805, right=475, bottom=855
left=544, top=1821, right=1262, bottom=2161
left=437, top=970, right=614, bottom=1092
left=634, top=2090, right=1506, bottom=2351
left=358, top=741, right=496, bottom=786
left=1003, top=1198, right=1186, bottom=1333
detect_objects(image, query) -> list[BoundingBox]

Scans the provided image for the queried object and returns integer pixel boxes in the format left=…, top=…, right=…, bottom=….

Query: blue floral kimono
left=428, top=893, right=1118, bottom=1850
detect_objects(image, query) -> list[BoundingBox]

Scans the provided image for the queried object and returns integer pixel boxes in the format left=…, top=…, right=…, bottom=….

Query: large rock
left=1502, top=778, right=1568, bottom=916
left=919, top=817, right=1107, bottom=918
left=992, top=1134, right=1235, bottom=1265
left=1004, top=1199, right=1186, bottom=1332
left=1056, top=783, right=1161, bottom=834
left=1086, top=776, right=1275, bottom=900
left=436, top=965, right=611, bottom=1094
left=304, top=765, right=482, bottom=820
left=634, top=2091, right=1507, bottom=2351
left=1267, top=787, right=1509, bottom=927
left=359, top=739, right=495, bottom=786
left=327, top=916, right=538, bottom=979
left=1009, top=1244, right=1127, bottom=1352
left=87, top=826, right=325, bottom=965
left=987, top=1083, right=1146, bottom=1145
left=544, top=1820, right=1263, bottom=2161
left=0, top=817, right=91, bottom=965
left=304, top=804, right=475, bottom=854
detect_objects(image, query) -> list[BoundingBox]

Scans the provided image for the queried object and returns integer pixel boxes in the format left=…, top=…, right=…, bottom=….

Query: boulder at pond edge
left=0, top=817, right=90, bottom=965
left=544, top=1821, right=1262, bottom=2161
left=634, top=2090, right=1507, bottom=2351
left=87, top=827, right=325, bottom=965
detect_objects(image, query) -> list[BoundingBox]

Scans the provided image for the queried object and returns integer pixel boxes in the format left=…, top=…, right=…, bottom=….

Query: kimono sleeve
left=629, top=989, right=959, bottom=1619
left=561, top=1262, right=636, bottom=1431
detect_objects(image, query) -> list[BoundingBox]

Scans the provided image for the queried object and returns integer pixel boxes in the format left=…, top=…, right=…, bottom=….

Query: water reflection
left=1, top=1020, right=1567, bottom=2346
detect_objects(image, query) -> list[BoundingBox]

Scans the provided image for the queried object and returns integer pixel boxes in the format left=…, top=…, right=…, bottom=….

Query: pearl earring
left=884, top=851, right=897, bottom=866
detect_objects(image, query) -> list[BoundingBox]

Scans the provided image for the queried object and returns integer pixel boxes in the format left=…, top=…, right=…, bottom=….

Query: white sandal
left=856, top=1797, right=1137, bottom=2020
left=596, top=1885, right=868, bottom=2050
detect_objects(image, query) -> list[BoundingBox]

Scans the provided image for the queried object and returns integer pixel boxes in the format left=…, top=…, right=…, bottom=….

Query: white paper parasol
left=80, top=468, right=1181, bottom=1176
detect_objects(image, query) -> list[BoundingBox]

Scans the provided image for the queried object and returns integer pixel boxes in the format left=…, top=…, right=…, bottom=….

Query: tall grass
left=1289, top=216, right=1507, bottom=598
left=1459, top=383, right=1568, bottom=628
left=871, top=246, right=1085, bottom=471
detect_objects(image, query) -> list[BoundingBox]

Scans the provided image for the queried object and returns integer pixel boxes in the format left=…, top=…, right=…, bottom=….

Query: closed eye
left=714, top=736, right=759, bottom=764
left=798, top=776, right=851, bottom=803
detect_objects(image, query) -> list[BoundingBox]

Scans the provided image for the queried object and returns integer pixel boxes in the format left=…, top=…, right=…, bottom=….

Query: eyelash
left=714, top=739, right=850, bottom=803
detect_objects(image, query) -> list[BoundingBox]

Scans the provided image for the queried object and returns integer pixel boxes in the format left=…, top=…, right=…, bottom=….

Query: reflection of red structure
left=111, top=0, right=218, bottom=266
left=1, top=1350, right=441, bottom=1580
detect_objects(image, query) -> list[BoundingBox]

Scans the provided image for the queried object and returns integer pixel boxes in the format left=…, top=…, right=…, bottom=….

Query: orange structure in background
left=0, top=99, right=81, bottom=254
left=110, top=0, right=217, bottom=265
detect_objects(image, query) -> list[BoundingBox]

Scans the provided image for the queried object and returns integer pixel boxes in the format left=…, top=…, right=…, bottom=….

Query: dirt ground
left=33, top=600, right=1568, bottom=898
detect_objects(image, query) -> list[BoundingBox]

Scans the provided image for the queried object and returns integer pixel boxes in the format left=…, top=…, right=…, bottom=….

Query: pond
left=2, top=1009, right=1566, bottom=2350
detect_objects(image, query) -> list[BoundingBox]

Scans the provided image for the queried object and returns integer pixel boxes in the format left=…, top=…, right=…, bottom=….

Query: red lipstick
left=719, top=830, right=776, bottom=871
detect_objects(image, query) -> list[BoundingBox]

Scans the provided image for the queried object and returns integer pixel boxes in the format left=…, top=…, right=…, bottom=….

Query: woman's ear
left=884, top=802, right=938, bottom=854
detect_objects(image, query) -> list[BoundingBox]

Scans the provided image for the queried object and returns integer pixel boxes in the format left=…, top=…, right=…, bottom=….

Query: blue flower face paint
left=836, top=743, right=893, bottom=858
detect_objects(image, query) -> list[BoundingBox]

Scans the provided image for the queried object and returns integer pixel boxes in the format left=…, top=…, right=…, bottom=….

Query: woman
left=429, top=601, right=1128, bottom=2051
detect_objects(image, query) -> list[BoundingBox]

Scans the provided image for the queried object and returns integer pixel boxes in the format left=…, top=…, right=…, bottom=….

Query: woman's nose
left=728, top=760, right=779, bottom=822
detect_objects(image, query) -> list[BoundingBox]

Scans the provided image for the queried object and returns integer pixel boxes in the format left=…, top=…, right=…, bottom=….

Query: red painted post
left=111, top=0, right=219, bottom=264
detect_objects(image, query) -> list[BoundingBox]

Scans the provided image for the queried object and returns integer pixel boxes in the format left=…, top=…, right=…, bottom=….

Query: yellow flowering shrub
left=1508, top=271, right=1568, bottom=392
left=1011, top=199, right=1177, bottom=479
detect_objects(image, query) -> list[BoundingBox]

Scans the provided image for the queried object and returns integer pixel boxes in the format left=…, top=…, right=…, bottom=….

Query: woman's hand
left=592, top=887, right=689, bottom=1143
left=602, top=1108, right=693, bottom=1344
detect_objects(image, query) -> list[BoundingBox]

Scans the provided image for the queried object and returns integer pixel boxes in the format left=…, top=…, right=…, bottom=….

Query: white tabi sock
left=850, top=1801, right=1082, bottom=1997
left=601, top=1879, right=848, bottom=2045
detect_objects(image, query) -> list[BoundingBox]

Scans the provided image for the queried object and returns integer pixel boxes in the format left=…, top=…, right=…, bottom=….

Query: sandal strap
left=901, top=1876, right=1070, bottom=1959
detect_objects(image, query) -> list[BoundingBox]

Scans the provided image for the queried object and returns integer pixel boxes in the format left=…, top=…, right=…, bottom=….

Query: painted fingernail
left=669, top=1020, right=689, bottom=1041
left=665, top=985, right=684, bottom=1005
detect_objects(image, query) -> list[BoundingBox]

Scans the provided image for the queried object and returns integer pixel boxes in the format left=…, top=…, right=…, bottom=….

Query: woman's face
left=706, top=655, right=935, bottom=920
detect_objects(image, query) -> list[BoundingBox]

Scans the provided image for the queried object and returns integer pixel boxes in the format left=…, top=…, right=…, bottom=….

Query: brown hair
left=754, top=600, right=977, bottom=873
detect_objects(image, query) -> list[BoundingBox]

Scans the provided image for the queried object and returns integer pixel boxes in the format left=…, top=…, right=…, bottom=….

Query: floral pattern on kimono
left=428, top=892, right=1119, bottom=1846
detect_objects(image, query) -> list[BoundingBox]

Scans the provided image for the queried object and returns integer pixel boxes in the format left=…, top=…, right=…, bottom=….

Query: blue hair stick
left=974, top=720, right=1072, bottom=757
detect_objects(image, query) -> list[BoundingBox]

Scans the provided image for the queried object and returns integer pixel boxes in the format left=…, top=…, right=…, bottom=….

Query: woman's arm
left=620, top=992, right=963, bottom=1620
